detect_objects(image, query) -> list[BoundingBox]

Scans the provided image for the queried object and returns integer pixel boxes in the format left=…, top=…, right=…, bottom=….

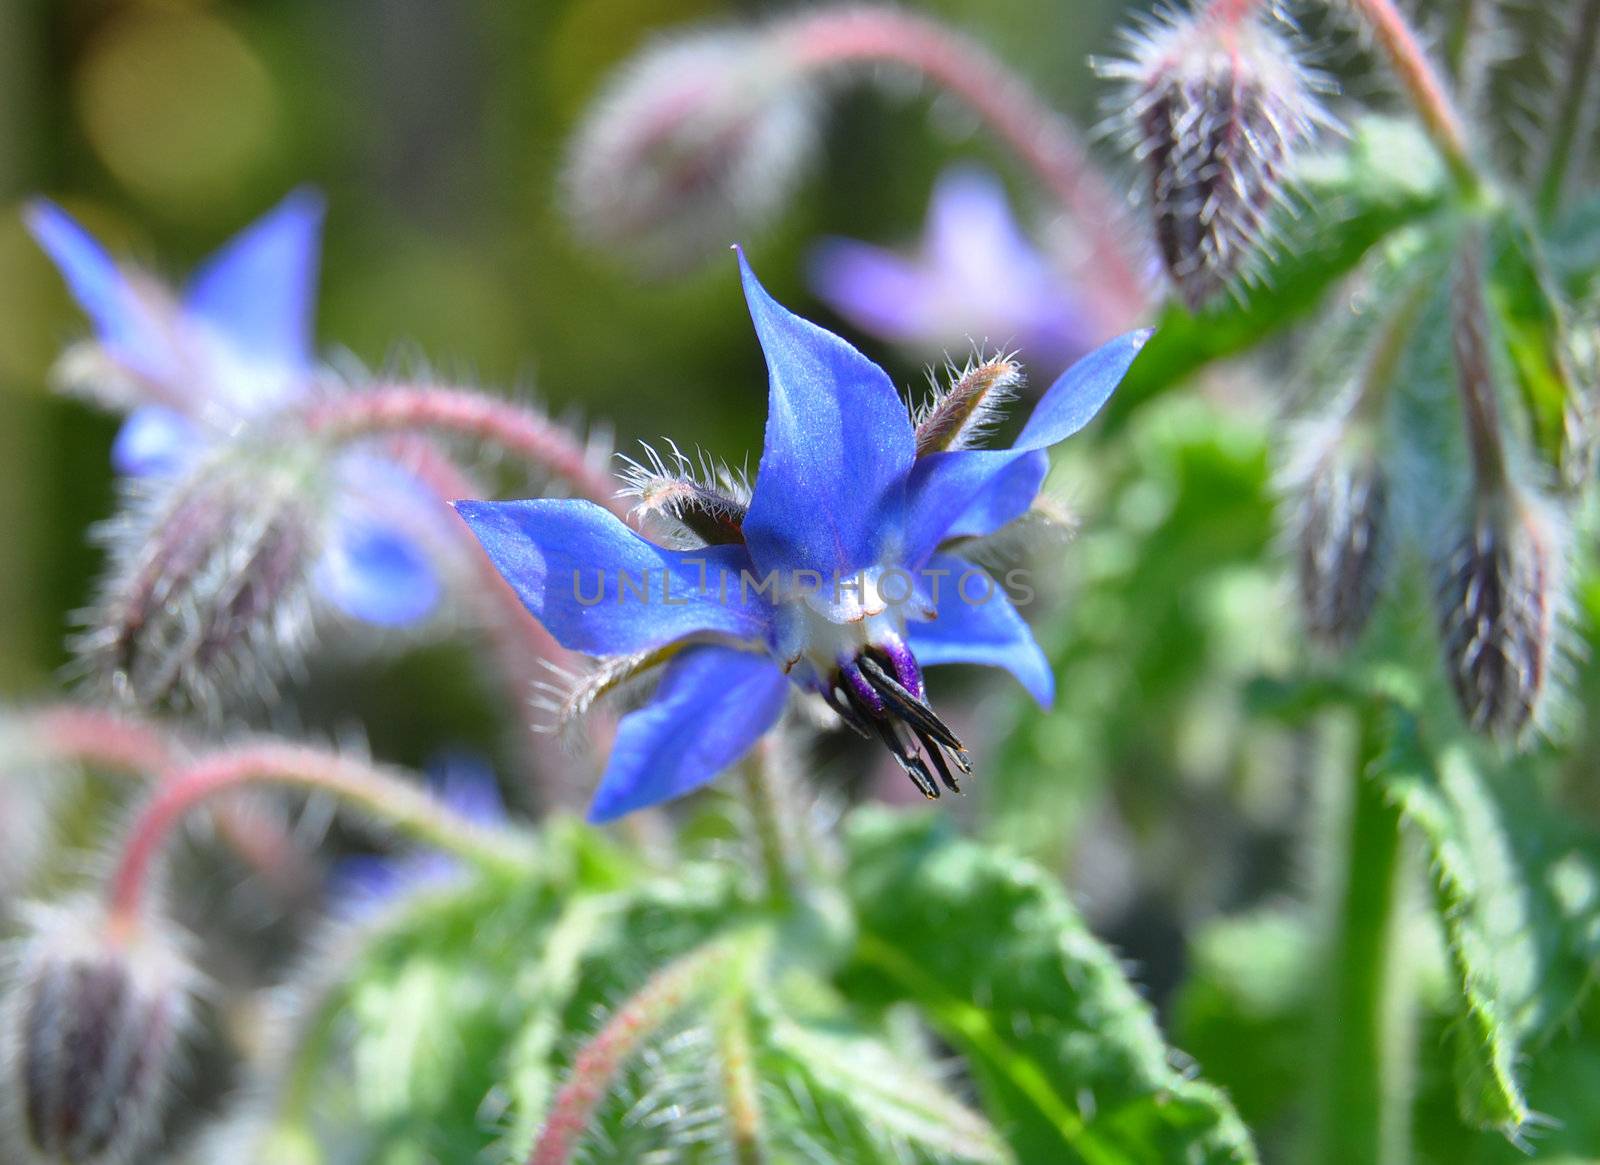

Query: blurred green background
left=0, top=0, right=1125, bottom=693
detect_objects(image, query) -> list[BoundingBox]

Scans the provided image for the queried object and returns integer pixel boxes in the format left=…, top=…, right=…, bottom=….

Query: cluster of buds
left=1107, top=0, right=1326, bottom=309
left=1284, top=238, right=1573, bottom=745
left=564, top=29, right=818, bottom=275
left=78, top=440, right=331, bottom=715
left=1291, top=235, right=1572, bottom=742
left=0, top=901, right=196, bottom=1165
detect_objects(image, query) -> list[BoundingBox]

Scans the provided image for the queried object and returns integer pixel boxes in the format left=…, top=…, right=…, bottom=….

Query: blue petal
left=1013, top=328, right=1152, bottom=449
left=587, top=645, right=789, bottom=823
left=925, top=167, right=1037, bottom=291
left=184, top=189, right=323, bottom=374
left=908, top=554, right=1054, bottom=707
left=330, top=853, right=415, bottom=908
left=328, top=752, right=502, bottom=918
left=110, top=406, right=204, bottom=477
left=738, top=250, right=915, bottom=578
left=455, top=499, right=774, bottom=656
left=315, top=514, right=443, bottom=627
left=428, top=752, right=506, bottom=825
left=25, top=200, right=176, bottom=381
left=900, top=448, right=1048, bottom=568
left=898, top=330, right=1150, bottom=564
left=806, top=238, right=938, bottom=343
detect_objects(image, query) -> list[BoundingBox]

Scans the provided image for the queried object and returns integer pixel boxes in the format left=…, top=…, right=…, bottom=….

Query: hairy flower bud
left=564, top=30, right=817, bottom=274
left=79, top=441, right=330, bottom=714
left=914, top=354, right=1024, bottom=456
left=1285, top=424, right=1389, bottom=650
left=1, top=901, right=195, bottom=1165
left=1432, top=490, right=1565, bottom=739
left=617, top=441, right=750, bottom=547
left=1107, top=2, right=1325, bottom=308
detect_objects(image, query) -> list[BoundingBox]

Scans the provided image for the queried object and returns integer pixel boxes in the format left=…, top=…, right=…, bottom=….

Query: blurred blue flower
left=808, top=167, right=1096, bottom=370
left=27, top=194, right=441, bottom=627
left=330, top=753, right=505, bottom=919
left=458, top=252, right=1146, bottom=822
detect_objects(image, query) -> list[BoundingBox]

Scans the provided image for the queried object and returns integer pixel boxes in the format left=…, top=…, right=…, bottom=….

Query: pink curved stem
left=529, top=939, right=741, bottom=1165
left=107, top=742, right=526, bottom=930
left=31, top=705, right=175, bottom=773
left=1346, top=0, right=1476, bottom=187
left=306, top=387, right=625, bottom=519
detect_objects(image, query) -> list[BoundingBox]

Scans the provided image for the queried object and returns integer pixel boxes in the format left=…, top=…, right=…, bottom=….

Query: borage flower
left=808, top=166, right=1097, bottom=369
left=26, top=194, right=441, bottom=629
left=458, top=253, right=1146, bottom=822
left=329, top=754, right=506, bottom=920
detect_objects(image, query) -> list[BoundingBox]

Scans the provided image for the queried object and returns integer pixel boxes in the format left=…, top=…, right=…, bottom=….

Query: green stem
left=738, top=737, right=804, bottom=909
left=529, top=931, right=765, bottom=1165
left=714, top=996, right=766, bottom=1165
left=1536, top=0, right=1600, bottom=221
left=1308, top=714, right=1413, bottom=1165
left=1345, top=0, right=1480, bottom=195
left=1442, top=0, right=1480, bottom=90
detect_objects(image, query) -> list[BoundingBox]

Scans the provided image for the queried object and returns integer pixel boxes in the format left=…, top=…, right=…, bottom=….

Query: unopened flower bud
left=618, top=441, right=750, bottom=547
left=1, top=901, right=195, bottom=1165
left=564, top=30, right=817, bottom=274
left=1286, top=424, right=1389, bottom=650
left=914, top=354, right=1024, bottom=456
left=1432, top=490, right=1565, bottom=739
left=1107, top=2, right=1325, bottom=309
left=79, top=440, right=330, bottom=714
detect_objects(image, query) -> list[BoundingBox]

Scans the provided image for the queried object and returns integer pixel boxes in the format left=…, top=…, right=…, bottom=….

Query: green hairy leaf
left=839, top=810, right=1258, bottom=1165
left=1371, top=709, right=1600, bottom=1142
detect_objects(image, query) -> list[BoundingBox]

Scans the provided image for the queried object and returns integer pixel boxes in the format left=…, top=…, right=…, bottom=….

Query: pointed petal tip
left=22, top=198, right=101, bottom=258
left=21, top=196, right=62, bottom=235
left=281, top=185, right=327, bottom=215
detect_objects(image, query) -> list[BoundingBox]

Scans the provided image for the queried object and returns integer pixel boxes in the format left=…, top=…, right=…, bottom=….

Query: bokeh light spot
left=75, top=10, right=280, bottom=209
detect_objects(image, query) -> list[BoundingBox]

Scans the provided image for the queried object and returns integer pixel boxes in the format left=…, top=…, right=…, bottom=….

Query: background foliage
left=5, top=1, right=1600, bottom=1163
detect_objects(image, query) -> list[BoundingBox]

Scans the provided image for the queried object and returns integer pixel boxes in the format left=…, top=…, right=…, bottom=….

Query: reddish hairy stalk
left=28, top=705, right=310, bottom=893
left=306, top=387, right=625, bottom=519
left=1205, top=0, right=1266, bottom=24
left=1451, top=232, right=1508, bottom=492
left=30, top=705, right=175, bottom=774
left=107, top=742, right=527, bottom=929
left=777, top=6, right=1149, bottom=328
left=529, top=939, right=743, bottom=1165
left=1345, top=0, right=1476, bottom=188
left=715, top=998, right=765, bottom=1165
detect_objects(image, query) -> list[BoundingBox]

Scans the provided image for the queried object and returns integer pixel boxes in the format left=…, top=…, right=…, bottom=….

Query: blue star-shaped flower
left=458, top=253, right=1147, bottom=823
left=27, top=194, right=441, bottom=627
left=807, top=166, right=1098, bottom=370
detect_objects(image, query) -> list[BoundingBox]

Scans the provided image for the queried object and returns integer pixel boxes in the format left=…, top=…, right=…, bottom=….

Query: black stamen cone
left=857, top=655, right=963, bottom=750
left=822, top=685, right=873, bottom=739
left=834, top=650, right=971, bottom=799
left=915, top=728, right=962, bottom=794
